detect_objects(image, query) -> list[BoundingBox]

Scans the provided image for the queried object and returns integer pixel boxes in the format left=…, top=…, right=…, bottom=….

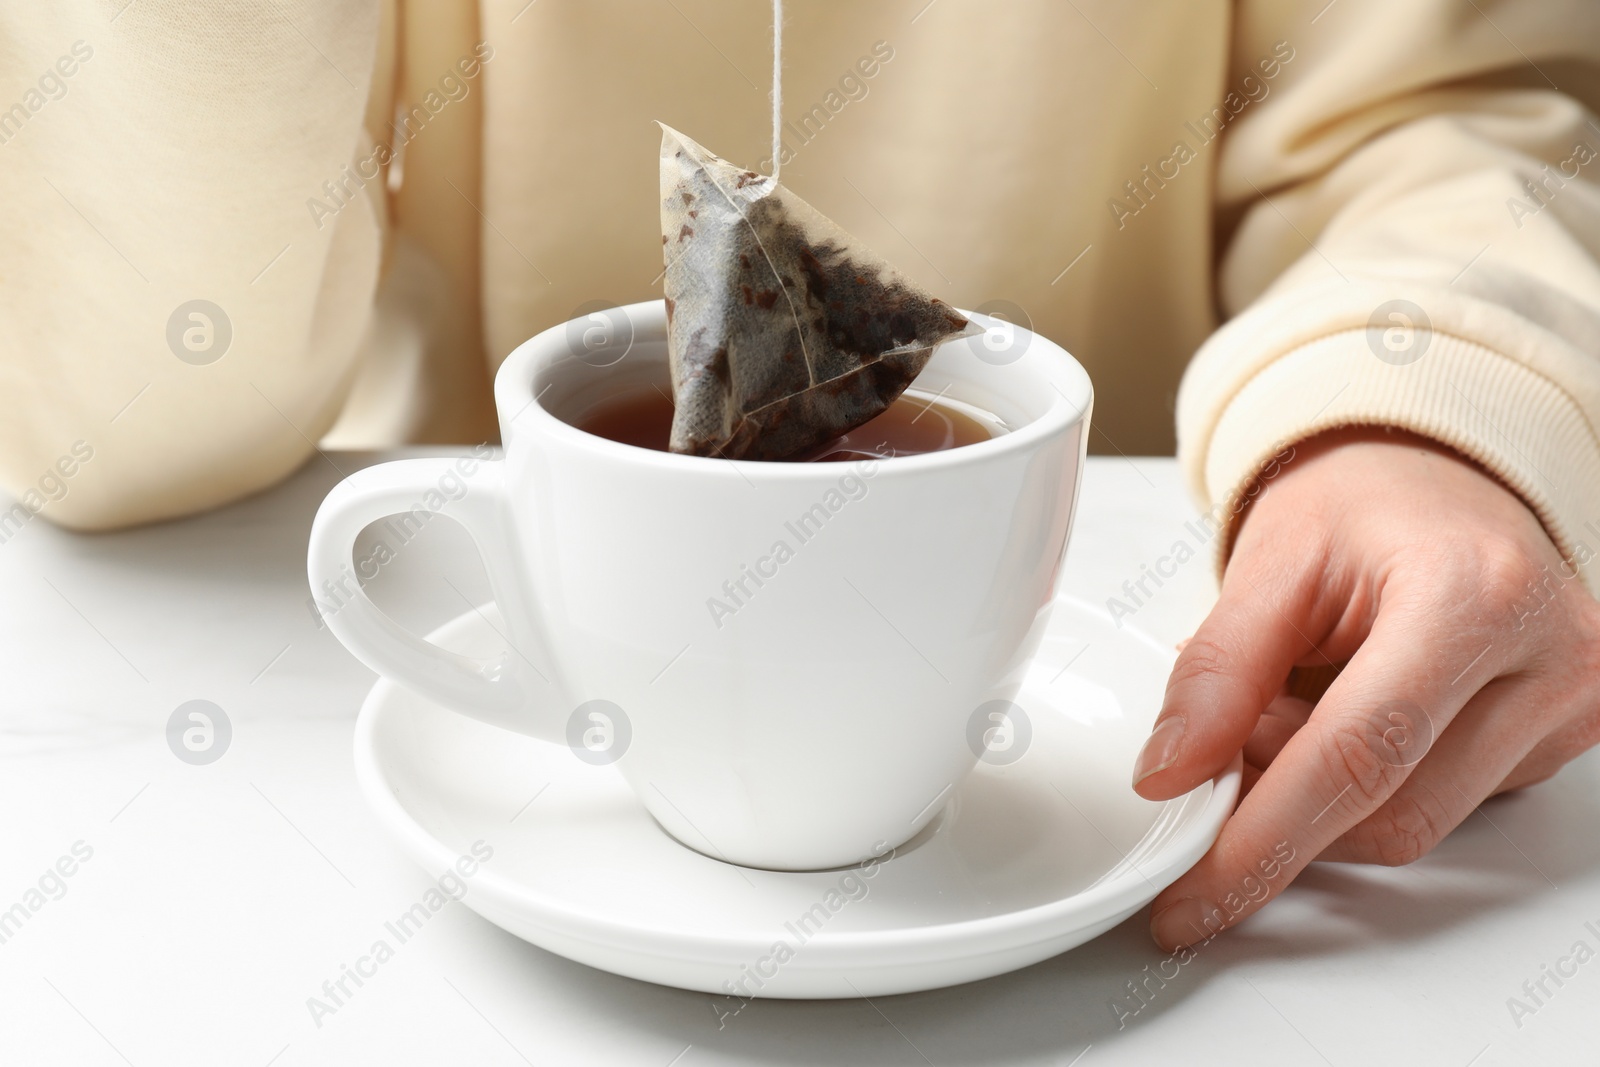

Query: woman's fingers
left=1135, top=561, right=1321, bottom=801
left=1497, top=696, right=1600, bottom=793
left=1146, top=599, right=1509, bottom=950
left=1317, top=675, right=1548, bottom=865
left=1240, top=693, right=1315, bottom=771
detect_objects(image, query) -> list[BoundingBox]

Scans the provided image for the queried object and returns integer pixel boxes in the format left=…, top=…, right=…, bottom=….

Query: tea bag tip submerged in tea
left=657, top=123, right=975, bottom=461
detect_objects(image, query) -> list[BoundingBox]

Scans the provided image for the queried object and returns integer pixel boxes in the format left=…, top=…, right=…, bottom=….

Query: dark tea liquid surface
left=576, top=389, right=997, bottom=460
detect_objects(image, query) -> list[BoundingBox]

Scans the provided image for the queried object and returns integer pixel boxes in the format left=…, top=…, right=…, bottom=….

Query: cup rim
left=494, top=299, right=1091, bottom=477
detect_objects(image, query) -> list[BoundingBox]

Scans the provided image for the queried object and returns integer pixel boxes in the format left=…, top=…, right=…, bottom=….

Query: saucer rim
left=353, top=595, right=1240, bottom=967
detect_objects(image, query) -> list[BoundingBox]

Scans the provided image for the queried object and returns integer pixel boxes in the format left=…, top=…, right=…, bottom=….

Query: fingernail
left=1150, top=897, right=1219, bottom=950
left=1132, top=716, right=1185, bottom=786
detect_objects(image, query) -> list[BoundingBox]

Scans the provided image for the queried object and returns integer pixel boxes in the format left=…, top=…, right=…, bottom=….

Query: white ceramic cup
left=308, top=300, right=1091, bottom=870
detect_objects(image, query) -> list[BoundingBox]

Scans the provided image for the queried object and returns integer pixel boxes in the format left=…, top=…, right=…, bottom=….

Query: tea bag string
left=770, top=0, right=783, bottom=181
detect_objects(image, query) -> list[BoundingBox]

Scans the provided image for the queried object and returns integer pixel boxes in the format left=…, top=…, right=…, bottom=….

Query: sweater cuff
left=1202, top=327, right=1600, bottom=593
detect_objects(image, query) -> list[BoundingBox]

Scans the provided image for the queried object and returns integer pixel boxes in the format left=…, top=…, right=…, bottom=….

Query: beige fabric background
left=2, top=1, right=1599, bottom=577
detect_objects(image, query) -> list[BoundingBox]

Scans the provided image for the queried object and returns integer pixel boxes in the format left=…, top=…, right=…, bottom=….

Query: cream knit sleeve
left=0, top=1, right=389, bottom=530
left=1180, top=0, right=1600, bottom=585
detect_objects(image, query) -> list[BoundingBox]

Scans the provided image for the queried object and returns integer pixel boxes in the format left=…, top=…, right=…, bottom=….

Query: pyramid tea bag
left=658, top=124, right=974, bottom=461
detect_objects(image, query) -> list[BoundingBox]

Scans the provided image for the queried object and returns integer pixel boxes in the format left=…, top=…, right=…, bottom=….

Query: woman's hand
left=1135, top=427, right=1600, bottom=950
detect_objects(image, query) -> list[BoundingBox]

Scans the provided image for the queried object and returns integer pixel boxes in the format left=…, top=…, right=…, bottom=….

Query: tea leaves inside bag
left=659, top=124, right=972, bottom=461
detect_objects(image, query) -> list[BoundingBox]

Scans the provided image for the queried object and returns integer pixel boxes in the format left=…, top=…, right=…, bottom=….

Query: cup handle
left=307, top=455, right=554, bottom=738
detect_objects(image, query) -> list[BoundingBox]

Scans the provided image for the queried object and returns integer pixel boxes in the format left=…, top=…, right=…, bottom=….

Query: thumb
left=1134, top=565, right=1318, bottom=800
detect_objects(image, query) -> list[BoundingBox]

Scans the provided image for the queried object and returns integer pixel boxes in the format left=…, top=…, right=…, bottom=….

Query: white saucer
left=353, top=595, right=1239, bottom=999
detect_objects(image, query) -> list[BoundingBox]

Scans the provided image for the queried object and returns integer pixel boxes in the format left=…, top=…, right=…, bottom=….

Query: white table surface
left=0, top=452, right=1594, bottom=1067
